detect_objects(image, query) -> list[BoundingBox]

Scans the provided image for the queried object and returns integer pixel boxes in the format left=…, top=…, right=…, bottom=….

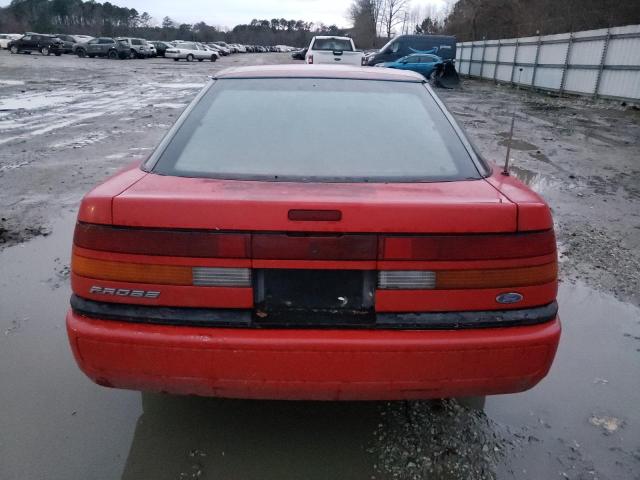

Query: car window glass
left=312, top=38, right=353, bottom=51
left=99, top=39, right=112, bottom=44
left=132, top=39, right=141, bottom=45
left=153, top=79, right=479, bottom=183
left=23, top=36, right=31, bottom=41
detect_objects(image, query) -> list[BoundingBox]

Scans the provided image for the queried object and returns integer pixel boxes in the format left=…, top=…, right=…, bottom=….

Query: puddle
left=50, top=131, right=108, bottom=149
left=0, top=92, right=75, bottom=111
left=152, top=102, right=188, bottom=109
left=0, top=79, right=25, bottom=86
left=497, top=133, right=539, bottom=151
left=508, top=165, right=573, bottom=195
left=1, top=212, right=639, bottom=480
left=152, top=83, right=205, bottom=89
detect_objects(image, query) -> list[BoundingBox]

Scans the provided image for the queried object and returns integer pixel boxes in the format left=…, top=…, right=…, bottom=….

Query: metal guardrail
left=457, top=25, right=640, bottom=102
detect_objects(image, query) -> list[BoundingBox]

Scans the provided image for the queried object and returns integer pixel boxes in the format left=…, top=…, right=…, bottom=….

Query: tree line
left=349, top=0, right=640, bottom=47
left=3, top=0, right=639, bottom=47
left=441, top=0, right=640, bottom=41
left=0, top=0, right=345, bottom=46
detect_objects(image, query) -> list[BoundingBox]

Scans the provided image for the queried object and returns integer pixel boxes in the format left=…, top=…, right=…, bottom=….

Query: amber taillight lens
left=377, top=262, right=557, bottom=290
left=436, top=262, right=557, bottom=289
left=72, top=255, right=193, bottom=285
left=72, top=254, right=252, bottom=287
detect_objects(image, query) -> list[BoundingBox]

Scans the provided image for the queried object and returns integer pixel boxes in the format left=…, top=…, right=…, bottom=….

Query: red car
left=67, top=65, right=560, bottom=401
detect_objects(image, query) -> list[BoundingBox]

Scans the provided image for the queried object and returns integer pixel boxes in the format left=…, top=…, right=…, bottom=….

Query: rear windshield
left=151, top=78, right=481, bottom=182
left=312, top=38, right=353, bottom=51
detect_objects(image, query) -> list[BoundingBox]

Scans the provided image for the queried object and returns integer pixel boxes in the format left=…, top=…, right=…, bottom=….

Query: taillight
left=252, top=234, right=376, bottom=260
left=192, top=267, right=251, bottom=287
left=72, top=254, right=251, bottom=287
left=379, top=271, right=436, bottom=289
left=308, top=55, right=313, bottom=64
left=381, top=231, right=555, bottom=261
left=74, top=223, right=249, bottom=258
left=377, top=262, right=557, bottom=290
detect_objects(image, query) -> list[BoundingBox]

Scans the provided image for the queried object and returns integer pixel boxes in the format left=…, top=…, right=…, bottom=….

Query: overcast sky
left=0, top=0, right=447, bottom=29
left=121, top=0, right=447, bottom=29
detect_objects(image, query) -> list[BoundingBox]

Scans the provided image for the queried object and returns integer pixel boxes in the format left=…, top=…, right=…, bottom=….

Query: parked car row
left=2, top=32, right=297, bottom=62
left=0, top=33, right=23, bottom=49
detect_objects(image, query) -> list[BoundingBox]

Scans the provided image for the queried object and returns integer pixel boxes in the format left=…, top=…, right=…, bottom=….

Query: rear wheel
left=88, top=54, right=95, bottom=58
left=210, top=55, right=216, bottom=62
left=107, top=49, right=118, bottom=60
left=40, top=46, right=50, bottom=56
left=186, top=54, right=194, bottom=62
left=10, top=45, right=18, bottom=54
left=76, top=48, right=86, bottom=58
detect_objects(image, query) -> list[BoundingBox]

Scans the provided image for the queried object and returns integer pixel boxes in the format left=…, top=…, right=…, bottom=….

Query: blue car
left=377, top=53, right=443, bottom=78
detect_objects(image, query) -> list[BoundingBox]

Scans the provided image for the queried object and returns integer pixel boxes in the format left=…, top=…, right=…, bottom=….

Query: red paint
left=72, top=273, right=253, bottom=308
left=111, top=174, right=518, bottom=233
left=67, top=310, right=560, bottom=400
left=67, top=73, right=560, bottom=400
left=375, top=282, right=557, bottom=312
left=485, top=167, right=553, bottom=231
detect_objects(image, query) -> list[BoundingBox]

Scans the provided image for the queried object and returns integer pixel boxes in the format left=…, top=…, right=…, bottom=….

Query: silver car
left=165, top=42, right=219, bottom=62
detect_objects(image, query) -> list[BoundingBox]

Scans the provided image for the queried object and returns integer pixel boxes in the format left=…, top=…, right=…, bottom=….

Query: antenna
left=502, top=67, right=524, bottom=176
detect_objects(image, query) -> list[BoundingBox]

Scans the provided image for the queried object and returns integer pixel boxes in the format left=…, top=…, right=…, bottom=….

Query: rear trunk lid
left=112, top=174, right=516, bottom=233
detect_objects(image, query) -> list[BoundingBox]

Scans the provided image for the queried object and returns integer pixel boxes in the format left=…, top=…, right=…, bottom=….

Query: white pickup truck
left=305, top=36, right=365, bottom=66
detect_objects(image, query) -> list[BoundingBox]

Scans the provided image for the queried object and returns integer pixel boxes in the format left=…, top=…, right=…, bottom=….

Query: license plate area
left=254, top=269, right=375, bottom=327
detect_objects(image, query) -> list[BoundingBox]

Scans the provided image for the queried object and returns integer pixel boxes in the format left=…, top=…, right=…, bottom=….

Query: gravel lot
left=0, top=51, right=638, bottom=480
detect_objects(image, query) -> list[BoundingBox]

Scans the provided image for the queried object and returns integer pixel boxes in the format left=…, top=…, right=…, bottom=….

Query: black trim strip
left=70, top=295, right=557, bottom=330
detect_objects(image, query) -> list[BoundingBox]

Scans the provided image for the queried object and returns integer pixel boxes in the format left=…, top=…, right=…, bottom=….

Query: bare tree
left=380, top=0, right=411, bottom=39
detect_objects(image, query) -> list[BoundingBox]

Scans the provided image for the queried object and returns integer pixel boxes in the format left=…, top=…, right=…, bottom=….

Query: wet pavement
left=1, top=212, right=639, bottom=479
left=438, top=81, right=640, bottom=307
left=1, top=52, right=640, bottom=479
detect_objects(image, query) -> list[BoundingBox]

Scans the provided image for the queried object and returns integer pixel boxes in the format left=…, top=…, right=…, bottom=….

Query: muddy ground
left=0, top=51, right=638, bottom=480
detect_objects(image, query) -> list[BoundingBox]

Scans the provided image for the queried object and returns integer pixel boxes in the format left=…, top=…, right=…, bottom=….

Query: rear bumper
left=66, top=308, right=561, bottom=401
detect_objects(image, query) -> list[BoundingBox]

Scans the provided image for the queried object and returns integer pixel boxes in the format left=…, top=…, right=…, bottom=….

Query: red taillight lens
left=308, top=55, right=313, bottom=64
left=381, top=231, right=556, bottom=261
left=74, top=223, right=249, bottom=258
left=252, top=234, right=377, bottom=260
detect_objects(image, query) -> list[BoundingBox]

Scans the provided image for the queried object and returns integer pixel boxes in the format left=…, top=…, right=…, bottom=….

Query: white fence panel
left=456, top=24, right=640, bottom=101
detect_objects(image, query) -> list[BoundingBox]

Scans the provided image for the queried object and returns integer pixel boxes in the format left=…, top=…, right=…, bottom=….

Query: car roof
left=214, top=65, right=425, bottom=82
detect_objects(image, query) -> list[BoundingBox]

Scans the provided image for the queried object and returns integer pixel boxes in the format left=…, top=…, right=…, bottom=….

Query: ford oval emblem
left=496, top=292, right=523, bottom=304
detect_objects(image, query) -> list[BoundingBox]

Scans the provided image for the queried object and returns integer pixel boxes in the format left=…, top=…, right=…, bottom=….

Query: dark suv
left=55, top=34, right=79, bottom=54
left=75, top=37, right=129, bottom=59
left=8, top=34, right=64, bottom=56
